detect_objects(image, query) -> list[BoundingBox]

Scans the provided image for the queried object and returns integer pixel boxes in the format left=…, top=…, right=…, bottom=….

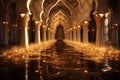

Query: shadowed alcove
left=55, top=25, right=65, bottom=40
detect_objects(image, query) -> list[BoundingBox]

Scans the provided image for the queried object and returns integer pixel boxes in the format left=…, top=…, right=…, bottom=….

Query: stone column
left=82, top=21, right=89, bottom=43
left=34, top=21, right=41, bottom=44
left=65, top=33, right=67, bottom=40
left=108, top=9, right=113, bottom=42
left=69, top=29, right=72, bottom=41
left=111, top=24, right=119, bottom=47
left=10, top=25, right=14, bottom=44
left=50, top=31, right=52, bottom=40
left=48, top=28, right=51, bottom=41
left=20, top=13, right=30, bottom=48
left=91, top=29, right=95, bottom=42
left=10, top=24, right=17, bottom=44
left=66, top=31, right=69, bottom=40
left=52, top=32, right=55, bottom=40
left=76, top=26, right=81, bottom=42
left=73, top=27, right=77, bottom=42
left=68, top=31, right=70, bottom=40
left=14, top=25, right=18, bottom=44
left=13, top=24, right=17, bottom=44
left=2, top=21, right=8, bottom=45
left=95, top=13, right=105, bottom=47
left=43, top=25, right=47, bottom=42
left=64, top=32, right=67, bottom=40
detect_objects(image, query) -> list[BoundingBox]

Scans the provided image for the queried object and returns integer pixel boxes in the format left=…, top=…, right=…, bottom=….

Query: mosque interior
left=0, top=0, right=120, bottom=80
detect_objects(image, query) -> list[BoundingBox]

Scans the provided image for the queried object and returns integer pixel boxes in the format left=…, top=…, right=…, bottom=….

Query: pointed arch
left=48, top=1, right=72, bottom=18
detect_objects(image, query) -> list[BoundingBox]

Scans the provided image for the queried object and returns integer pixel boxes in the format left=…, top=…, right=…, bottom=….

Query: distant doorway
left=55, top=25, right=65, bottom=40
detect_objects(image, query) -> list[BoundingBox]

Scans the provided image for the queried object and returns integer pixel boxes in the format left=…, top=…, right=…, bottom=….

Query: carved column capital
left=33, top=21, right=41, bottom=30
left=20, top=13, right=30, bottom=28
left=94, top=13, right=105, bottom=26
left=82, top=21, right=89, bottom=30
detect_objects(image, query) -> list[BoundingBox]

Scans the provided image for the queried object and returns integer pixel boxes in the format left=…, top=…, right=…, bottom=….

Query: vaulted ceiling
left=41, top=0, right=95, bottom=31
left=0, top=0, right=120, bottom=31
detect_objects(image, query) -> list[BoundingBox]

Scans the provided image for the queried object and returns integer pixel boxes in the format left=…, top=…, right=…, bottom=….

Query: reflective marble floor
left=0, top=40, right=120, bottom=80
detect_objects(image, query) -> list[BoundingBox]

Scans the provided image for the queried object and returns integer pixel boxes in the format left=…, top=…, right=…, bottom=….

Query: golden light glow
left=67, top=30, right=70, bottom=32
left=115, top=24, right=118, bottom=26
left=35, top=70, right=39, bottom=73
left=42, top=0, right=45, bottom=9
left=74, top=27, right=76, bottom=29
left=70, top=28, right=72, bottom=31
left=99, top=13, right=104, bottom=17
left=35, top=21, right=39, bottom=24
left=84, top=21, right=88, bottom=24
left=13, top=24, right=17, bottom=27
left=78, top=25, right=80, bottom=28
left=25, top=27, right=29, bottom=49
left=48, top=28, right=50, bottom=30
left=27, top=0, right=31, bottom=15
left=3, top=21, right=8, bottom=24
left=84, top=70, right=88, bottom=73
left=1, top=41, right=56, bottom=61
left=1, top=39, right=120, bottom=64
left=41, top=0, right=45, bottom=23
left=64, top=40, right=120, bottom=62
left=92, top=29, right=95, bottom=31
left=40, top=10, right=44, bottom=22
left=43, top=25, right=46, bottom=28
left=20, top=13, right=25, bottom=18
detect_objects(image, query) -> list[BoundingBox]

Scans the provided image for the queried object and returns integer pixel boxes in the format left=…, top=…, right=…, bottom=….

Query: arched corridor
left=0, top=0, right=120, bottom=80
